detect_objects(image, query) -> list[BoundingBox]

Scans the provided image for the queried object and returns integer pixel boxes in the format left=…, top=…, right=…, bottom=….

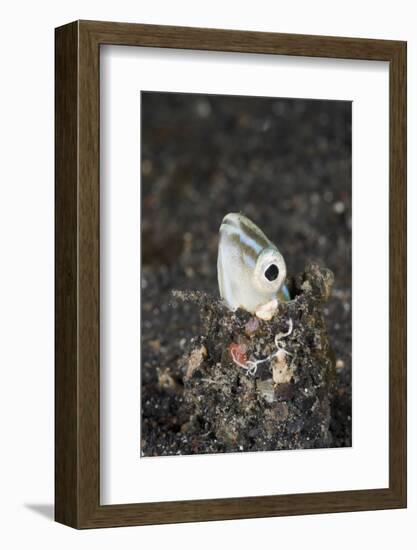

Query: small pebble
left=333, top=201, right=346, bottom=214
left=245, top=317, right=260, bottom=337
left=157, top=368, right=176, bottom=389
left=272, top=351, right=292, bottom=385
left=148, top=339, right=161, bottom=353
left=336, top=359, right=345, bottom=370
left=142, top=159, right=153, bottom=175
left=195, top=99, right=211, bottom=118
left=185, top=345, right=207, bottom=379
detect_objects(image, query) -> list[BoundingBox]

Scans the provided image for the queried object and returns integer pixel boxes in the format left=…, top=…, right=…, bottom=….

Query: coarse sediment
left=166, top=262, right=336, bottom=454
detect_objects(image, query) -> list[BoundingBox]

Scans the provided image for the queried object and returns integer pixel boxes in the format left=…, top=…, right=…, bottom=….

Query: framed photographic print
left=55, top=20, right=407, bottom=528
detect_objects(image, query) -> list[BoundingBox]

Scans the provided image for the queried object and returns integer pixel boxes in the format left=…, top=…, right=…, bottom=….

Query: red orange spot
left=229, top=342, right=248, bottom=367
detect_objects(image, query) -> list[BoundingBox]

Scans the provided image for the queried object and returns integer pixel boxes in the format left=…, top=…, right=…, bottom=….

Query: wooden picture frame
left=55, top=20, right=407, bottom=528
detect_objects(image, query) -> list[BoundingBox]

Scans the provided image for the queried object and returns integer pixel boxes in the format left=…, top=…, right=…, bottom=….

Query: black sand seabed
left=141, top=92, right=352, bottom=456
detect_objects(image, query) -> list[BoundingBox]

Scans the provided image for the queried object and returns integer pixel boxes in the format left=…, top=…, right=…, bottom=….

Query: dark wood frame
left=55, top=20, right=407, bottom=529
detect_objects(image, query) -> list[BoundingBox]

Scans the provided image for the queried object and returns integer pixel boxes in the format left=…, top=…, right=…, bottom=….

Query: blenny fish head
left=217, top=212, right=287, bottom=314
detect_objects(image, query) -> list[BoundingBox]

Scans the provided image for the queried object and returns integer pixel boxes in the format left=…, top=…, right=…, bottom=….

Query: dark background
left=141, top=91, right=352, bottom=455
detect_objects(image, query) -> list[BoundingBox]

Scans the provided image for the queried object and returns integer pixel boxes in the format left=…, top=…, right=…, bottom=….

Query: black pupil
left=264, top=264, right=279, bottom=281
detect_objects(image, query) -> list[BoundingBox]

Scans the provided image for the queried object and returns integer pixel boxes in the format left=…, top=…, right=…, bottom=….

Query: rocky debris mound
left=171, top=263, right=336, bottom=454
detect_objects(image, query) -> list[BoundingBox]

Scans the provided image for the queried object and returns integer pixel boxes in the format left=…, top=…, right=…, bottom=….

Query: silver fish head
left=217, top=212, right=287, bottom=314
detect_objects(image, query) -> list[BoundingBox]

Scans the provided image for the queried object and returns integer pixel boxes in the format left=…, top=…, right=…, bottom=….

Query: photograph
left=140, top=91, right=352, bottom=457
left=0, top=0, right=409, bottom=541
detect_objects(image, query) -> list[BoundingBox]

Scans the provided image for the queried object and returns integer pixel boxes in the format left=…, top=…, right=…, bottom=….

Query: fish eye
left=264, top=264, right=279, bottom=282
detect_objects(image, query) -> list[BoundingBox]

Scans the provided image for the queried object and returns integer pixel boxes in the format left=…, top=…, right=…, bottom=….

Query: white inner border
left=100, top=45, right=389, bottom=505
